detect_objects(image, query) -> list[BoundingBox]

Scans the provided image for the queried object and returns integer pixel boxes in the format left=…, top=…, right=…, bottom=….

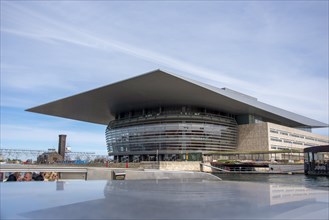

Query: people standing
left=6, top=172, right=22, bottom=182
left=23, top=172, right=32, bottom=181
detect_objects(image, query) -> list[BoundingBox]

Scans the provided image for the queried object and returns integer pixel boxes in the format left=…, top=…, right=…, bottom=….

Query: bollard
left=126, top=162, right=128, bottom=168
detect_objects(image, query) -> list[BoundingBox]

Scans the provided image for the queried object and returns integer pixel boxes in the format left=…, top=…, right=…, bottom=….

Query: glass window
left=304, top=153, right=309, bottom=162
left=309, top=152, right=313, bottom=162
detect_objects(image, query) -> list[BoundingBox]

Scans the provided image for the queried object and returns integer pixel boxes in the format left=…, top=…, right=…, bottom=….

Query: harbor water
left=1, top=172, right=329, bottom=219
left=214, top=173, right=329, bottom=188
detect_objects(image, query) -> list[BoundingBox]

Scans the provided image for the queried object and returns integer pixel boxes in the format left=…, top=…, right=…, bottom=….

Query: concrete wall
left=61, top=172, right=86, bottom=180
left=107, top=162, right=159, bottom=169
left=124, top=170, right=221, bottom=180
left=86, top=168, right=113, bottom=180
left=200, top=162, right=215, bottom=173
left=107, top=163, right=141, bottom=169
left=159, top=161, right=201, bottom=171
left=269, top=164, right=304, bottom=173
left=108, top=162, right=199, bottom=171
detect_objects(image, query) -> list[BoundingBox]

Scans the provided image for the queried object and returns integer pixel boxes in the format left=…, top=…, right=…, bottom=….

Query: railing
left=0, top=165, right=88, bottom=173
left=200, top=163, right=230, bottom=172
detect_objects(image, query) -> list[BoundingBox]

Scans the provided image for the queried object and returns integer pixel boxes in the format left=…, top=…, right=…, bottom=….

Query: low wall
left=98, top=161, right=204, bottom=172
left=125, top=170, right=221, bottom=180
left=270, top=164, right=304, bottom=173
left=108, top=161, right=201, bottom=171
left=86, top=168, right=114, bottom=180
left=0, top=165, right=125, bottom=181
left=200, top=162, right=213, bottom=173
left=61, top=172, right=87, bottom=180
left=159, top=161, right=201, bottom=171
left=107, top=162, right=159, bottom=169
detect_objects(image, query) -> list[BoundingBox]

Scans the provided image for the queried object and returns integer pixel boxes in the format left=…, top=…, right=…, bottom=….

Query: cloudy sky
left=1, top=1, right=328, bottom=155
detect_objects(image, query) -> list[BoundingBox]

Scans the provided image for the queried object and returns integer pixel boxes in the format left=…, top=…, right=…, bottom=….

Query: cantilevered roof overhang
left=27, top=69, right=328, bottom=128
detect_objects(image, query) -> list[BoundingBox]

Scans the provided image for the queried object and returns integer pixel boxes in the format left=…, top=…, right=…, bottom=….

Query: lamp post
left=156, top=149, right=159, bottom=163
left=289, top=142, right=293, bottom=162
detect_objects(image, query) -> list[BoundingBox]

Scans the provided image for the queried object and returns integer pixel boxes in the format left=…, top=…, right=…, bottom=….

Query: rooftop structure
left=27, top=69, right=329, bottom=162
left=27, top=69, right=326, bottom=128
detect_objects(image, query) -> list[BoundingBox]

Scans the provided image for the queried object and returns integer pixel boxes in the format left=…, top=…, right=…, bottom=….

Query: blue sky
left=1, top=1, right=328, bottom=155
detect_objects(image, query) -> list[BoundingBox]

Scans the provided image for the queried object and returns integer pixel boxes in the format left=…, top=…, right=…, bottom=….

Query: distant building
left=37, top=152, right=63, bottom=164
left=28, top=69, right=329, bottom=162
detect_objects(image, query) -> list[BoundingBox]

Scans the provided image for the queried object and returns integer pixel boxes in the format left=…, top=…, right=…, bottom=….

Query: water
left=214, top=173, right=329, bottom=188
left=2, top=177, right=329, bottom=219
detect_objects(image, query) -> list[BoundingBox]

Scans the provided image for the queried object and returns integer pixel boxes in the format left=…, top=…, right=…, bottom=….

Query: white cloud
left=1, top=1, right=328, bottom=150
left=1, top=2, right=253, bottom=88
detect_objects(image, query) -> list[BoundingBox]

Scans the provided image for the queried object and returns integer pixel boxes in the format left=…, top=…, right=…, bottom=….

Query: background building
left=28, top=70, right=329, bottom=162
left=37, top=151, right=63, bottom=164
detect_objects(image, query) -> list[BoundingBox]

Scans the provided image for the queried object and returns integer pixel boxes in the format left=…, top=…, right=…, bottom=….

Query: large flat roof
left=27, top=69, right=327, bottom=128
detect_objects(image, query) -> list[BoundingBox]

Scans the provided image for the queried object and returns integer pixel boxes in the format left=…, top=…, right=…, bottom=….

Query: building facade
left=27, top=70, right=329, bottom=162
left=106, top=106, right=238, bottom=161
left=238, top=122, right=328, bottom=152
left=37, top=152, right=63, bottom=164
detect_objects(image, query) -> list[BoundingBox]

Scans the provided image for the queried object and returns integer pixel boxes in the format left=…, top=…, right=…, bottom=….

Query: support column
left=58, top=134, right=67, bottom=160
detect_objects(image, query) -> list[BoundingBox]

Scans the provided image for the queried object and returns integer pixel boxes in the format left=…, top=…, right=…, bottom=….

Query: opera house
left=27, top=70, right=329, bottom=162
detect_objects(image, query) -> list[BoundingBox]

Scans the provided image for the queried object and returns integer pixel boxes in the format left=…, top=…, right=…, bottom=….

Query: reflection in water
left=269, top=184, right=322, bottom=205
left=18, top=178, right=328, bottom=219
left=213, top=174, right=329, bottom=188
left=56, top=181, right=65, bottom=191
left=214, top=174, right=329, bottom=210
left=103, top=179, right=328, bottom=219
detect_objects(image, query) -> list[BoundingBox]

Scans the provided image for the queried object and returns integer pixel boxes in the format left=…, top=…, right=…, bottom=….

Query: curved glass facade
left=106, top=106, right=238, bottom=159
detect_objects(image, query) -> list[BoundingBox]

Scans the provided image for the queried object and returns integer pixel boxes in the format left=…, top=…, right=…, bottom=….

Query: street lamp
left=289, top=142, right=293, bottom=162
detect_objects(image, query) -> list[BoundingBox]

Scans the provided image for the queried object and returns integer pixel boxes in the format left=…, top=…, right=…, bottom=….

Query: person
left=43, top=172, right=51, bottom=181
left=49, top=172, right=58, bottom=181
left=23, top=172, right=32, bottom=181
left=34, top=172, right=44, bottom=181
left=44, top=172, right=58, bottom=181
left=6, top=172, right=22, bottom=182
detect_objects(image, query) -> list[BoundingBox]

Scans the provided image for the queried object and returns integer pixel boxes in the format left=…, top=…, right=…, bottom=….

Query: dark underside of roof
left=26, top=69, right=328, bottom=128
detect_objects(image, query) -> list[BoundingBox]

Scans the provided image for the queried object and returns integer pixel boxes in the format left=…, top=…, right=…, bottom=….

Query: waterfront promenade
left=1, top=161, right=305, bottom=182
left=0, top=163, right=217, bottom=180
